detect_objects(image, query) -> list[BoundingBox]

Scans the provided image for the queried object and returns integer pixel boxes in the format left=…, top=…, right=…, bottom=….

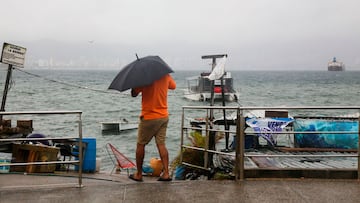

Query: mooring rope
left=13, top=67, right=125, bottom=95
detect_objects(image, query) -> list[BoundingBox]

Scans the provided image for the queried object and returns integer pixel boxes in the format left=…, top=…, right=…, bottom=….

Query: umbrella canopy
left=108, top=55, right=174, bottom=92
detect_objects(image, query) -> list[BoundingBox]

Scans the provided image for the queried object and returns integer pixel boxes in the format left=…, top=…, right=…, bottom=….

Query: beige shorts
left=137, top=117, right=169, bottom=145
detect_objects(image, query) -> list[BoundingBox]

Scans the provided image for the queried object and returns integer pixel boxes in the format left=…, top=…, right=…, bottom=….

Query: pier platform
left=0, top=172, right=359, bottom=202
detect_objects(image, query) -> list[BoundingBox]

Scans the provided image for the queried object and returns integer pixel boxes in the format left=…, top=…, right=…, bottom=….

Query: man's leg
left=157, top=143, right=170, bottom=179
left=134, top=143, right=145, bottom=180
left=131, top=117, right=149, bottom=180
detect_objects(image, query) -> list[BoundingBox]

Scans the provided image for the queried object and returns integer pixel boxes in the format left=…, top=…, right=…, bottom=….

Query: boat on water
left=328, top=57, right=345, bottom=71
left=100, top=118, right=138, bottom=132
left=183, top=71, right=239, bottom=102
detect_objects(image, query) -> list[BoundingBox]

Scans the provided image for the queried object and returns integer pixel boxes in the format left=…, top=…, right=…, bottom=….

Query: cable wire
left=14, top=67, right=120, bottom=95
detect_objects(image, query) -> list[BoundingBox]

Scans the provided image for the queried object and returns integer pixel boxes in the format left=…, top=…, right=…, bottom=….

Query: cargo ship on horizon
left=328, top=57, right=345, bottom=71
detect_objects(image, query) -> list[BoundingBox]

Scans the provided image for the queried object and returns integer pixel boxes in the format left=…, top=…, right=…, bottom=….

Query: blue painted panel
left=294, top=119, right=358, bottom=149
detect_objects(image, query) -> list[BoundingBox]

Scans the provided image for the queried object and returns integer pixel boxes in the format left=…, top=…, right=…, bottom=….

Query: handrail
left=0, top=137, right=79, bottom=142
left=0, top=110, right=82, bottom=115
left=183, top=126, right=358, bottom=135
left=180, top=106, right=360, bottom=181
left=0, top=110, right=83, bottom=188
left=183, top=105, right=360, bottom=110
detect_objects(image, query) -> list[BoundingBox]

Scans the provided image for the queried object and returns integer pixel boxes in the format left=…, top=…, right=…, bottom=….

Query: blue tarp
left=246, top=117, right=294, bottom=146
left=294, top=119, right=358, bottom=149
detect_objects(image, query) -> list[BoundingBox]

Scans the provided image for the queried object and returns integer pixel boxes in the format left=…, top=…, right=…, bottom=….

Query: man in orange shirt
left=129, top=74, right=176, bottom=182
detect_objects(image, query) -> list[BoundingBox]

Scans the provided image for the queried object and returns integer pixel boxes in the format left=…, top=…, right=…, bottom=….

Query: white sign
left=0, top=43, right=27, bottom=67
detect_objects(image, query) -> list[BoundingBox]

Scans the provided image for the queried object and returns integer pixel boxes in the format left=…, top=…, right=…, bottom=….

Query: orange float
left=149, top=157, right=163, bottom=177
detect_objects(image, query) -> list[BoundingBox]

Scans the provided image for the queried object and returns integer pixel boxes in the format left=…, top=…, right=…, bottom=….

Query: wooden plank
left=251, top=157, right=282, bottom=169
left=244, top=157, right=258, bottom=169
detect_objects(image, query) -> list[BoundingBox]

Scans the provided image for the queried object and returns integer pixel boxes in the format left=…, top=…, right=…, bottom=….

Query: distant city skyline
left=0, top=39, right=356, bottom=71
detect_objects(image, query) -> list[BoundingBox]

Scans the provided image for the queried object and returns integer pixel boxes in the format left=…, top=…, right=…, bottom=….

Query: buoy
left=149, top=157, right=163, bottom=177
left=214, top=86, right=222, bottom=93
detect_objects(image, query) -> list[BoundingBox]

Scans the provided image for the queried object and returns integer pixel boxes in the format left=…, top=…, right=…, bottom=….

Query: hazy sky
left=1, top=0, right=360, bottom=70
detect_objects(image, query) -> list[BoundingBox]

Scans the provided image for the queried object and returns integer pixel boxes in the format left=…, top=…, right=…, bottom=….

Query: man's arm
left=168, top=75, right=176, bottom=90
left=131, top=88, right=139, bottom=97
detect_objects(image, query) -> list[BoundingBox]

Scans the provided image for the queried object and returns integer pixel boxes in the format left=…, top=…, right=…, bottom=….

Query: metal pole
left=180, top=107, right=185, bottom=164
left=239, top=109, right=245, bottom=181
left=234, top=108, right=241, bottom=180
left=208, top=58, right=216, bottom=171
left=220, top=76, right=229, bottom=151
left=204, top=109, right=209, bottom=170
left=358, top=110, right=360, bottom=181
left=209, top=57, right=216, bottom=118
left=78, top=113, right=83, bottom=188
left=201, top=54, right=229, bottom=176
left=0, top=64, right=13, bottom=122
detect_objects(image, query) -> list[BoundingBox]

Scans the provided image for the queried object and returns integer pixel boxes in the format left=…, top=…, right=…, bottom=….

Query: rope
left=13, top=67, right=122, bottom=95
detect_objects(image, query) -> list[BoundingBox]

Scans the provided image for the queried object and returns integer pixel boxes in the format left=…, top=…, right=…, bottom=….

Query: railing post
left=358, top=111, right=360, bottom=181
left=0, top=65, right=13, bottom=122
left=180, top=107, right=185, bottom=164
left=234, top=108, right=240, bottom=180
left=78, top=112, right=83, bottom=188
left=204, top=109, right=210, bottom=170
left=239, top=108, right=245, bottom=181
left=235, top=107, right=245, bottom=181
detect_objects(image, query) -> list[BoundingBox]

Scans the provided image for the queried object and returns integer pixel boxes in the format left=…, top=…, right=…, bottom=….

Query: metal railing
left=180, top=106, right=360, bottom=181
left=0, top=110, right=83, bottom=187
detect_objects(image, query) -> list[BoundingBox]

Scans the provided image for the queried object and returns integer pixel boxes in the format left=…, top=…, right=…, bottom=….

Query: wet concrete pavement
left=1, top=173, right=359, bottom=203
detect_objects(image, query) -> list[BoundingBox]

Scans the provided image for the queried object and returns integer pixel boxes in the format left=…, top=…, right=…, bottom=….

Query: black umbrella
left=108, top=55, right=174, bottom=92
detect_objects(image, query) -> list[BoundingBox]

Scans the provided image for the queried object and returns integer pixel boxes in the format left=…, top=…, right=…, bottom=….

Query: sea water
left=1, top=68, right=360, bottom=171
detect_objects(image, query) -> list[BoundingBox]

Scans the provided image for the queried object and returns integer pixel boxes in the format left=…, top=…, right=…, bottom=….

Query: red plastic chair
left=106, top=143, right=136, bottom=175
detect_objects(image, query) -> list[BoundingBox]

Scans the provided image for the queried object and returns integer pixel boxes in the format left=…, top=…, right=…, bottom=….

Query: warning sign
left=0, top=43, right=27, bottom=67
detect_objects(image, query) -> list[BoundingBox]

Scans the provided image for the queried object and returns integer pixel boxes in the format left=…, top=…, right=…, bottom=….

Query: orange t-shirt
left=133, top=74, right=176, bottom=120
